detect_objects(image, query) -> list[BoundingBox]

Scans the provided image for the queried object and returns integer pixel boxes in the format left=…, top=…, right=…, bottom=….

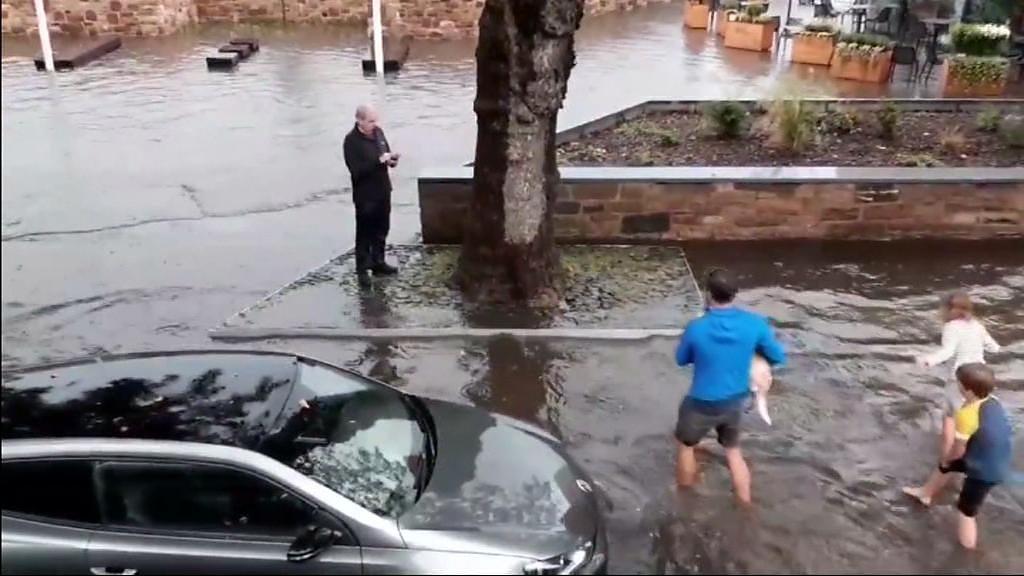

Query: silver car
left=1, top=350, right=607, bottom=575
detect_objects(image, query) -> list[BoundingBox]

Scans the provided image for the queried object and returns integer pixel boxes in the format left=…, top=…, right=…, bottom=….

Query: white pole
left=33, top=0, right=55, bottom=72
left=371, top=0, right=385, bottom=75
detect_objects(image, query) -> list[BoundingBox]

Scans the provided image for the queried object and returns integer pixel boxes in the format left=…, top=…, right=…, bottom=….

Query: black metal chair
left=814, top=0, right=839, bottom=19
left=920, top=51, right=943, bottom=83
left=868, top=6, right=894, bottom=35
left=888, top=45, right=919, bottom=83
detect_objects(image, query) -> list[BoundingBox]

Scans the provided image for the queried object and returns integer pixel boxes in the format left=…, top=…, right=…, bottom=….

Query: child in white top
left=916, top=291, right=1000, bottom=458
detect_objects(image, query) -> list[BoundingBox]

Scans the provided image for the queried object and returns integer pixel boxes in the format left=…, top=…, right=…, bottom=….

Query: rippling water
left=2, top=4, right=1023, bottom=573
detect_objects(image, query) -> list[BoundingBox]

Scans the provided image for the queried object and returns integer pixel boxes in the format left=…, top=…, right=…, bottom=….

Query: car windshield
left=257, top=361, right=429, bottom=518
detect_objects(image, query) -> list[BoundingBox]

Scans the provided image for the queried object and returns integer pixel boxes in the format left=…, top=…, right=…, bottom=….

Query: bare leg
left=940, top=416, right=955, bottom=460
left=725, top=446, right=752, bottom=504
left=676, top=442, right=699, bottom=488
left=902, top=469, right=951, bottom=506
left=957, top=512, right=977, bottom=550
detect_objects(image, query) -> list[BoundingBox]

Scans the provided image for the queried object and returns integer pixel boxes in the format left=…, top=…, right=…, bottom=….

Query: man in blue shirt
left=675, top=268, right=786, bottom=503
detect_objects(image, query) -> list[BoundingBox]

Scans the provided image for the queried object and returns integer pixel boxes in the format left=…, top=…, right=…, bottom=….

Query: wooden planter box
left=684, top=3, right=711, bottom=29
left=942, top=61, right=1008, bottom=97
left=724, top=21, right=774, bottom=52
left=829, top=51, right=893, bottom=83
left=790, top=34, right=835, bottom=66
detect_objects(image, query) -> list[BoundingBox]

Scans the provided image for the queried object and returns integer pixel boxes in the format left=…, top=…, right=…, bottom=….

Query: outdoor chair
left=814, top=0, right=840, bottom=19
left=920, top=50, right=943, bottom=83
left=868, top=6, right=894, bottom=35
left=888, top=45, right=919, bottom=83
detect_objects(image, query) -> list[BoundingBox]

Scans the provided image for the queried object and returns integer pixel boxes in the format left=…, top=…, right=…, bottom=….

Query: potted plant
left=790, top=20, right=839, bottom=66
left=829, top=33, right=895, bottom=82
left=684, top=0, right=712, bottom=30
left=724, top=5, right=775, bottom=52
left=716, top=0, right=741, bottom=37
left=944, top=23, right=1011, bottom=97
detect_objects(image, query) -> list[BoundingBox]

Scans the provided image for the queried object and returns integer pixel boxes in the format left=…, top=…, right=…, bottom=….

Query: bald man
left=343, top=104, right=400, bottom=288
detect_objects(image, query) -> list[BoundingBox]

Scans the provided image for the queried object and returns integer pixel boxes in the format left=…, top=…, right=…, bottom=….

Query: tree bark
left=455, top=0, right=584, bottom=306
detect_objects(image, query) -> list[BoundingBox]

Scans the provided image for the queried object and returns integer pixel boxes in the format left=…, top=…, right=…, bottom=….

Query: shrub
left=947, top=55, right=1010, bottom=86
left=939, top=126, right=967, bottom=154
left=798, top=20, right=839, bottom=37
left=719, top=0, right=740, bottom=8
left=702, top=101, right=749, bottom=139
left=877, top=103, right=899, bottom=141
left=976, top=108, right=1001, bottom=132
left=950, top=23, right=1010, bottom=57
left=768, top=99, right=815, bottom=153
left=835, top=33, right=895, bottom=58
left=1000, top=114, right=1024, bottom=148
left=819, top=110, right=859, bottom=135
left=735, top=4, right=772, bottom=23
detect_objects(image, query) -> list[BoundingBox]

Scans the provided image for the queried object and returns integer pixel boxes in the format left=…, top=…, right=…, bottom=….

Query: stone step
left=34, top=36, right=122, bottom=71
left=230, top=38, right=260, bottom=52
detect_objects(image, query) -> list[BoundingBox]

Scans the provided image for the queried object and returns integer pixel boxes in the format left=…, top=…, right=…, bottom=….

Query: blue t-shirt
left=964, top=397, right=1013, bottom=484
left=676, top=307, right=786, bottom=403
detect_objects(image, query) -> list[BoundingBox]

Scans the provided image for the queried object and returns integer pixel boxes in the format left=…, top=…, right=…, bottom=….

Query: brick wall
left=419, top=176, right=1024, bottom=243
left=4, top=0, right=669, bottom=37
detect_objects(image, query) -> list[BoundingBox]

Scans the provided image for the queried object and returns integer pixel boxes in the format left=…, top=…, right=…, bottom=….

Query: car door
left=86, top=460, right=363, bottom=575
left=2, top=459, right=100, bottom=575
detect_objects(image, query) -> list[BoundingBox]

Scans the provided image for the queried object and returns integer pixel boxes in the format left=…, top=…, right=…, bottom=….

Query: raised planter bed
left=724, top=20, right=774, bottom=52
left=791, top=34, right=836, bottom=66
left=422, top=99, right=1024, bottom=243
left=684, top=2, right=711, bottom=30
left=943, top=58, right=1009, bottom=97
left=830, top=50, right=893, bottom=83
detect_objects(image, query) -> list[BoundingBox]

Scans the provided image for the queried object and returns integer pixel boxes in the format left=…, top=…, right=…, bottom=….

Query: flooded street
left=3, top=2, right=1023, bottom=573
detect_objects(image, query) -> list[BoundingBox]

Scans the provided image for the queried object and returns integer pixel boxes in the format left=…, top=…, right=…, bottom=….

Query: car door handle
left=90, top=568, right=138, bottom=575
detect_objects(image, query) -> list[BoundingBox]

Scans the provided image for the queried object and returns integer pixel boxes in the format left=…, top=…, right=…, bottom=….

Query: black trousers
left=354, top=199, right=390, bottom=273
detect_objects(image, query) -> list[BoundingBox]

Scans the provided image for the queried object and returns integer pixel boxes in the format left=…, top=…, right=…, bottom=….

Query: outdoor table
left=921, top=17, right=954, bottom=58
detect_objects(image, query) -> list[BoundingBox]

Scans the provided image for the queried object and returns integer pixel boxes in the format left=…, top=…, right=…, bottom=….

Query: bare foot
left=902, top=486, right=932, bottom=506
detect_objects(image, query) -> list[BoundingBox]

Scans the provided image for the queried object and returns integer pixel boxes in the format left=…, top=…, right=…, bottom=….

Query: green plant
left=768, top=99, right=815, bottom=153
left=819, top=110, right=859, bottom=135
left=799, top=20, right=839, bottom=36
left=877, top=103, right=899, bottom=141
left=835, top=32, right=894, bottom=58
left=947, top=55, right=1010, bottom=86
left=897, top=153, right=945, bottom=167
left=976, top=108, right=1001, bottom=132
left=701, top=101, right=749, bottom=139
left=950, top=23, right=1010, bottom=57
left=939, top=126, right=967, bottom=154
left=735, top=3, right=771, bottom=23
left=1000, top=115, right=1024, bottom=148
left=719, top=0, right=740, bottom=9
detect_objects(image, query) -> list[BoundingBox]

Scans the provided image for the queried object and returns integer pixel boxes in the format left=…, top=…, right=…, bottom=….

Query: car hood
left=398, top=398, right=599, bottom=560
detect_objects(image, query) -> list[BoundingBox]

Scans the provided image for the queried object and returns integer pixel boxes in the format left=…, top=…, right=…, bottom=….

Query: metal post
left=33, top=0, right=55, bottom=72
left=371, top=0, right=385, bottom=76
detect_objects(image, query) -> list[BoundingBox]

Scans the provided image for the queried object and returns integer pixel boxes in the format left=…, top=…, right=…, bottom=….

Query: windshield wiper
left=406, top=396, right=436, bottom=501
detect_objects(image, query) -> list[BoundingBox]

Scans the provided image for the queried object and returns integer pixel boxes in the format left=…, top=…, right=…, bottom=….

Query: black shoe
left=372, top=262, right=398, bottom=276
left=357, top=273, right=372, bottom=289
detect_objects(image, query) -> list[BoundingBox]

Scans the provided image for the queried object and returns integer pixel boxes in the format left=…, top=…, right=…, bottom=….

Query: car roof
left=1, top=349, right=304, bottom=447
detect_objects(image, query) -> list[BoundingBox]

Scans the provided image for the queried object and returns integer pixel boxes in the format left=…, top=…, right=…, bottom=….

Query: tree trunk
left=455, top=0, right=584, bottom=306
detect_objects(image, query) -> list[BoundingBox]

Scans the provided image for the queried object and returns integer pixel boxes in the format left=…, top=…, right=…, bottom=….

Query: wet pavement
left=3, top=2, right=1024, bottom=573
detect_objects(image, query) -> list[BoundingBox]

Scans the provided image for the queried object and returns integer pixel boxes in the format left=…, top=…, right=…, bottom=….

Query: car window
left=2, top=459, right=100, bottom=524
left=97, top=461, right=317, bottom=538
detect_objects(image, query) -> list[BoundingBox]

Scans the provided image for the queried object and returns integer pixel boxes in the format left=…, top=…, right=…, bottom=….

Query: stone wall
left=3, top=0, right=668, bottom=37
left=418, top=169, right=1024, bottom=243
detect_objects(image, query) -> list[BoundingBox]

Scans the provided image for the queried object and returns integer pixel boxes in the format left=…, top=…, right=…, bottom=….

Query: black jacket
left=343, top=124, right=392, bottom=205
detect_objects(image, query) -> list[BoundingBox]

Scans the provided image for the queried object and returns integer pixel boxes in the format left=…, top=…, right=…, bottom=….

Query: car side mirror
left=287, top=525, right=336, bottom=563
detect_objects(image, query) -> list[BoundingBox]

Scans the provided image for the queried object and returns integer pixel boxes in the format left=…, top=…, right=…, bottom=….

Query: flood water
left=3, top=1, right=1024, bottom=573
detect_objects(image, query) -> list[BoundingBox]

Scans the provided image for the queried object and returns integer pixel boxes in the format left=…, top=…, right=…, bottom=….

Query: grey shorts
left=674, top=397, right=744, bottom=448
